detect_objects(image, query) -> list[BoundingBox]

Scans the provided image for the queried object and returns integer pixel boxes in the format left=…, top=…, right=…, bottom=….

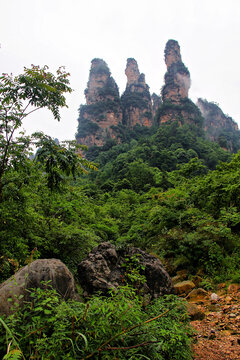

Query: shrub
left=0, top=284, right=193, bottom=360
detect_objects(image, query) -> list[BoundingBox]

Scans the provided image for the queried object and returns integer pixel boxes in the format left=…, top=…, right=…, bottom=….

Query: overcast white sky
left=1, top=0, right=240, bottom=141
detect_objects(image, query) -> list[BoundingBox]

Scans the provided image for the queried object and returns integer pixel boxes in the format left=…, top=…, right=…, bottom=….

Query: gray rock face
left=0, top=259, right=80, bottom=316
left=78, top=242, right=173, bottom=298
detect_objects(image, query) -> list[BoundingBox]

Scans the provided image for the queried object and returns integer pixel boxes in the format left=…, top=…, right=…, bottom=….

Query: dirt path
left=191, top=287, right=240, bottom=359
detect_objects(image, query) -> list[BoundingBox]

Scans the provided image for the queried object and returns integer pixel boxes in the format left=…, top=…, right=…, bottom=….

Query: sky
left=1, top=0, right=240, bottom=141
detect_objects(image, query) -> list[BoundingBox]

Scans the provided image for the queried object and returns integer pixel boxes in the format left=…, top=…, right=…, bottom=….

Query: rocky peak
left=164, top=39, right=182, bottom=69
left=85, top=58, right=119, bottom=105
left=125, top=58, right=140, bottom=85
left=162, top=40, right=191, bottom=104
left=76, top=59, right=122, bottom=147
left=121, top=58, right=153, bottom=128
left=156, top=40, right=203, bottom=128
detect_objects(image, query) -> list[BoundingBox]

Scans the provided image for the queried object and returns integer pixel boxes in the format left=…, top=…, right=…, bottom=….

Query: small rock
left=210, top=293, right=220, bottom=302
left=229, top=313, right=236, bottom=318
left=225, top=295, right=233, bottom=303
left=187, top=288, right=208, bottom=302
left=174, top=280, right=195, bottom=295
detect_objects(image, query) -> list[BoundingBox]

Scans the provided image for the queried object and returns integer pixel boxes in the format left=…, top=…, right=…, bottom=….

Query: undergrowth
left=0, top=284, right=193, bottom=360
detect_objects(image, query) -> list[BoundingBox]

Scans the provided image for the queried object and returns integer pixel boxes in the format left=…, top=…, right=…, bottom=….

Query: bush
left=0, top=285, right=193, bottom=360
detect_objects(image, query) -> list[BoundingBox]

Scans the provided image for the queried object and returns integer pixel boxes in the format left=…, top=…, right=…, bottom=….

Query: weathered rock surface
left=76, top=58, right=122, bottom=147
left=174, top=280, right=195, bottom=295
left=121, top=58, right=153, bottom=128
left=0, top=259, right=79, bottom=316
left=197, top=98, right=240, bottom=152
left=187, top=288, right=208, bottom=302
left=75, top=41, right=238, bottom=150
left=156, top=40, right=204, bottom=128
left=162, top=39, right=190, bottom=104
left=78, top=242, right=173, bottom=298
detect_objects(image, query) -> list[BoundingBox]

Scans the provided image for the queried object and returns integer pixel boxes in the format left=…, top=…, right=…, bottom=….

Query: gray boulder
left=0, top=259, right=80, bottom=316
left=78, top=242, right=173, bottom=298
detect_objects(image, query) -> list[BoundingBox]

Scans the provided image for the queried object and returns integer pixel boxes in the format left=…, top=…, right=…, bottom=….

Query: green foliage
left=121, top=254, right=146, bottom=289
left=33, top=133, right=97, bottom=191
left=155, top=99, right=203, bottom=128
left=89, top=59, right=110, bottom=76
left=76, top=98, right=121, bottom=138
left=0, top=65, right=72, bottom=202
left=0, top=285, right=192, bottom=360
left=177, top=158, right=208, bottom=178
left=3, top=349, right=23, bottom=360
left=76, top=116, right=100, bottom=137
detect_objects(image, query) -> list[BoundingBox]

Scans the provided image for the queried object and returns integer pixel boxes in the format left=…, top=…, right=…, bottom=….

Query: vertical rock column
left=121, top=58, right=153, bottom=129
left=162, top=39, right=190, bottom=104
left=157, top=40, right=203, bottom=127
left=76, top=59, right=122, bottom=147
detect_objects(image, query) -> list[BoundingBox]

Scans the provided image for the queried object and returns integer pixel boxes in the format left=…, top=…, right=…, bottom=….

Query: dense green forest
left=1, top=66, right=240, bottom=359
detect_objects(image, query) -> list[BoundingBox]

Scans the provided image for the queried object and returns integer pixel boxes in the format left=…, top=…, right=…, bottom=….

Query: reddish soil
left=191, top=288, right=240, bottom=359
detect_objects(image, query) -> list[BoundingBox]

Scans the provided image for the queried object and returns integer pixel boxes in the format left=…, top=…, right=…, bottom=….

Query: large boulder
left=78, top=242, right=174, bottom=298
left=0, top=259, right=80, bottom=316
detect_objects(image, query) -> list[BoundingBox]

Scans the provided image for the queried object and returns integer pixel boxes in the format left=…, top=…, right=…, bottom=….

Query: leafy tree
left=0, top=65, right=72, bottom=201
left=33, top=133, right=97, bottom=191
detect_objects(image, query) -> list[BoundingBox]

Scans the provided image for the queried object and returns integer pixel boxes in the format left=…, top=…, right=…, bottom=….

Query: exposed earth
left=190, top=284, right=240, bottom=359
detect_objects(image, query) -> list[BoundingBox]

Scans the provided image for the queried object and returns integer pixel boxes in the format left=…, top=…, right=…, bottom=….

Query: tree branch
left=102, top=340, right=159, bottom=351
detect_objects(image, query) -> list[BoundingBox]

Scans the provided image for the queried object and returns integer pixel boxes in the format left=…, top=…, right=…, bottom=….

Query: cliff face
left=157, top=40, right=203, bottom=127
left=76, top=59, right=122, bottom=147
left=197, top=98, right=240, bottom=152
left=121, top=58, right=153, bottom=129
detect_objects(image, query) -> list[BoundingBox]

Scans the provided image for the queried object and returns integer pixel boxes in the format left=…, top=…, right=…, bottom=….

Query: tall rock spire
left=76, top=59, right=122, bottom=147
left=121, top=58, right=153, bottom=129
left=162, top=40, right=191, bottom=103
left=156, top=40, right=203, bottom=127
